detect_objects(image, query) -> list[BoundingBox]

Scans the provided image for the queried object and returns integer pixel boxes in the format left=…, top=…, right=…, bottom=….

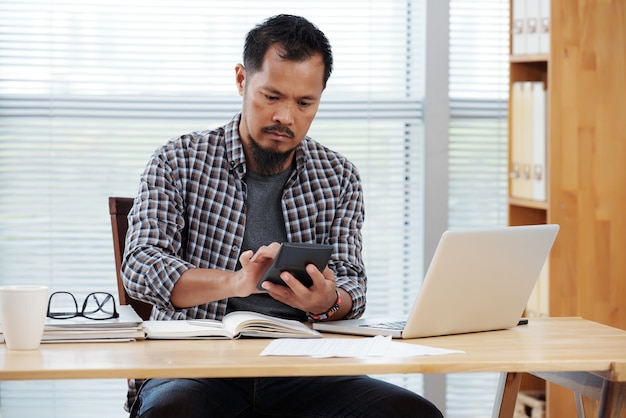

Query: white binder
left=510, top=82, right=525, bottom=198
left=520, top=81, right=534, bottom=199
left=539, top=0, right=551, bottom=54
left=525, top=0, right=541, bottom=54
left=512, top=0, right=526, bottom=55
left=531, top=81, right=547, bottom=201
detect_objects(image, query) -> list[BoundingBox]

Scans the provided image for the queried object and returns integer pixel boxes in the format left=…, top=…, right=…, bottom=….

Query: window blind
left=448, top=0, right=509, bottom=230
left=0, top=0, right=426, bottom=416
left=447, top=1, right=510, bottom=417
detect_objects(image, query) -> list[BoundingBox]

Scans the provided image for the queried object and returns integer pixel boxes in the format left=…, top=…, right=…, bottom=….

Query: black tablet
left=256, top=243, right=333, bottom=290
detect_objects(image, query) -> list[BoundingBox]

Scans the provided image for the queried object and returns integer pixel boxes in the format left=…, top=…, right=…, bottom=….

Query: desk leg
left=575, top=393, right=598, bottom=418
left=533, top=372, right=626, bottom=418
left=492, top=372, right=522, bottom=418
left=598, top=380, right=626, bottom=418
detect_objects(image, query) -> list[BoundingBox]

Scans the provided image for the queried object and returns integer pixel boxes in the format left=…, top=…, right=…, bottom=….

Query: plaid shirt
left=121, top=113, right=367, bottom=411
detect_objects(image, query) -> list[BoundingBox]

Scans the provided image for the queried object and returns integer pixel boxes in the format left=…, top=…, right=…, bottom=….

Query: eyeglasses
left=46, top=291, right=119, bottom=320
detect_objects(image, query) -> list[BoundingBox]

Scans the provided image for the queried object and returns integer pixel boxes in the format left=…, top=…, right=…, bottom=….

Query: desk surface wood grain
left=1, top=317, right=625, bottom=382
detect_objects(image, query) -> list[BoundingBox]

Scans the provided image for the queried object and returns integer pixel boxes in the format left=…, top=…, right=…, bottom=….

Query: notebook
left=313, top=224, right=559, bottom=339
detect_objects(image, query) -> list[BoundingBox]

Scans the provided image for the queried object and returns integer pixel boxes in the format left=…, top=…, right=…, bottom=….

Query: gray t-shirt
left=226, top=168, right=305, bottom=321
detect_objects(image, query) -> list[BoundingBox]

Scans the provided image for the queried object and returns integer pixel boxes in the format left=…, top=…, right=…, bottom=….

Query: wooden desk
left=1, top=317, right=625, bottom=418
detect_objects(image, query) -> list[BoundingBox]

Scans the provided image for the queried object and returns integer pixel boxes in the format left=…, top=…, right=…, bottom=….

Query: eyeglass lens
left=82, top=292, right=116, bottom=319
left=47, top=292, right=118, bottom=320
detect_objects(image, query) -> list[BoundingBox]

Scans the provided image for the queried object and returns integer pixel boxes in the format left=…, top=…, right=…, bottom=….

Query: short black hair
left=243, top=14, right=333, bottom=87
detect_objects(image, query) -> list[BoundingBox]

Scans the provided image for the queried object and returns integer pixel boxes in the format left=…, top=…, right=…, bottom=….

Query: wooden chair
left=108, top=196, right=153, bottom=320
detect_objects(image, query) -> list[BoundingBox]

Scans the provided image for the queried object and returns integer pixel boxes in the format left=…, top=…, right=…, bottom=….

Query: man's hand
left=232, top=243, right=282, bottom=297
left=261, top=264, right=352, bottom=319
left=171, top=243, right=280, bottom=308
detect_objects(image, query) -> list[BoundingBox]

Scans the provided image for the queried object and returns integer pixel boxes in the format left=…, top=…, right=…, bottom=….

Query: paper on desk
left=260, top=335, right=463, bottom=358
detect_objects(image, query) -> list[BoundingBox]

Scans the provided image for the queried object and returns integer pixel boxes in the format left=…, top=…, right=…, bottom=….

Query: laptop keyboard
left=358, top=320, right=406, bottom=330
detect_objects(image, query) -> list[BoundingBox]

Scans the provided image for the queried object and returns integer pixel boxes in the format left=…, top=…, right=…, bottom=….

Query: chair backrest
left=108, top=196, right=153, bottom=320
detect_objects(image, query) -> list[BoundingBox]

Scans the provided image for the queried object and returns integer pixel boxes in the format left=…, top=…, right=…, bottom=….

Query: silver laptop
left=314, top=224, right=559, bottom=339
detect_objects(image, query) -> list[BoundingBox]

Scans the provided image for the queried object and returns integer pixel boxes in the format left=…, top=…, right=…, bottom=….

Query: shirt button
left=232, top=245, right=239, bottom=253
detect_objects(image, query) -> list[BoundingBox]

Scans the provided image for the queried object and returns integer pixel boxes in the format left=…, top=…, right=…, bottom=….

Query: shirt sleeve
left=286, top=141, right=368, bottom=320
left=121, top=145, right=194, bottom=312
left=330, top=162, right=367, bottom=320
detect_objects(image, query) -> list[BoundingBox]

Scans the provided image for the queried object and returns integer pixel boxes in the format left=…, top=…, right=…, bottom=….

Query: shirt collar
left=225, top=112, right=308, bottom=177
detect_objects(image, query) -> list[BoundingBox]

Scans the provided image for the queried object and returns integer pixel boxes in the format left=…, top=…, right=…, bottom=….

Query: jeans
left=130, top=376, right=443, bottom=418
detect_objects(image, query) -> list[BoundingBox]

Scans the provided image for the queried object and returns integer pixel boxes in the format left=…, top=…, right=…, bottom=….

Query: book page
left=223, top=311, right=321, bottom=338
left=143, top=320, right=232, bottom=339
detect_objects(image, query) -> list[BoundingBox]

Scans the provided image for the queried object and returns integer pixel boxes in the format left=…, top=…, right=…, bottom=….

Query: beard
left=247, top=127, right=296, bottom=175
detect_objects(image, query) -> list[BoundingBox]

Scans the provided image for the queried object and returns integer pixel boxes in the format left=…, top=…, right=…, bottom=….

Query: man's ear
left=235, top=64, right=246, bottom=96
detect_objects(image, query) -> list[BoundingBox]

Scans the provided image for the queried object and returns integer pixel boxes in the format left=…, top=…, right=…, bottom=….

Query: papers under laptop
left=314, top=224, right=559, bottom=339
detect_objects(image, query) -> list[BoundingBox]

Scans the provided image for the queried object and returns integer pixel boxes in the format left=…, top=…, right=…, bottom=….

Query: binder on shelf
left=526, top=258, right=549, bottom=317
left=531, top=81, right=547, bottom=201
left=539, top=0, right=550, bottom=54
left=510, top=82, right=525, bottom=198
left=520, top=81, right=534, bottom=200
left=512, top=0, right=526, bottom=55
left=525, top=0, right=540, bottom=55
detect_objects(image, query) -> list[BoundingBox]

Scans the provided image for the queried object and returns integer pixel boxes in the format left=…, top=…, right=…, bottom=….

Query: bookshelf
left=508, top=0, right=626, bottom=417
left=508, top=2, right=550, bottom=317
left=508, top=2, right=551, bottom=405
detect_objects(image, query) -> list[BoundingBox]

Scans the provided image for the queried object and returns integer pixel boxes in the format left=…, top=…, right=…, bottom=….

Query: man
left=123, top=14, right=442, bottom=418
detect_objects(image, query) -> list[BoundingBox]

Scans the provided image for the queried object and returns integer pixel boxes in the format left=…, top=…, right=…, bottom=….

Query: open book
left=143, top=311, right=322, bottom=339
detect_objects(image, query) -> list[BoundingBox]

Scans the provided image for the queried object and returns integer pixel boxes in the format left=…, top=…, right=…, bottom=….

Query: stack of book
left=43, top=305, right=145, bottom=343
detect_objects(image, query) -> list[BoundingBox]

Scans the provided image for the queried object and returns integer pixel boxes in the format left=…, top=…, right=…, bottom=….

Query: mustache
left=262, top=125, right=295, bottom=138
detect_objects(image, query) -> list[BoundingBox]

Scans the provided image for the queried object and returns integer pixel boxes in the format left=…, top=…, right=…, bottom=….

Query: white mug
left=0, top=285, right=49, bottom=350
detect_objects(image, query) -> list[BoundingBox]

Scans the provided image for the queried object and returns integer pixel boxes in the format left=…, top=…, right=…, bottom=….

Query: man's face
left=236, top=44, right=325, bottom=174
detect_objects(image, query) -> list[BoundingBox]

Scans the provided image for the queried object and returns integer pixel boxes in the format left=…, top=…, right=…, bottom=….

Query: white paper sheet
left=260, top=335, right=463, bottom=358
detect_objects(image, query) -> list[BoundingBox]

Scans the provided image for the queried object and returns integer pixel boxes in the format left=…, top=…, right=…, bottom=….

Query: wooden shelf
left=509, top=60, right=548, bottom=84
left=508, top=3, right=553, bottom=414
left=508, top=204, right=547, bottom=227
left=508, top=197, right=548, bottom=211
left=510, top=54, right=550, bottom=63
